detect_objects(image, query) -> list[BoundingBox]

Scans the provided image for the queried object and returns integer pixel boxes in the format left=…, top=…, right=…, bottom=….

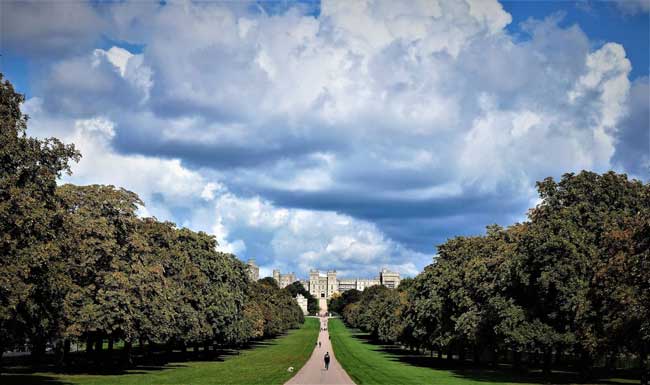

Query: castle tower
left=326, top=270, right=337, bottom=298
left=309, top=269, right=320, bottom=298
left=272, top=269, right=280, bottom=285
left=246, top=259, right=259, bottom=281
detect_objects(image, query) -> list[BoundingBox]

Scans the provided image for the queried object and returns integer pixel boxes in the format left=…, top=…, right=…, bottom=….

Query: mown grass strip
left=2, top=318, right=319, bottom=385
left=329, top=318, right=636, bottom=385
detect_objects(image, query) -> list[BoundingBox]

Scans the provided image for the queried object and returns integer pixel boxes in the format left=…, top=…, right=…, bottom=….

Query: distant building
left=273, top=269, right=298, bottom=288
left=337, top=277, right=380, bottom=293
left=247, top=259, right=259, bottom=281
left=379, top=268, right=401, bottom=289
left=275, top=268, right=401, bottom=299
left=295, top=294, right=308, bottom=315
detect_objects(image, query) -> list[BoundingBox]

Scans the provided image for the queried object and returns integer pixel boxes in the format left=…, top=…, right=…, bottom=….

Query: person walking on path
left=324, top=352, right=330, bottom=370
left=319, top=341, right=321, bottom=348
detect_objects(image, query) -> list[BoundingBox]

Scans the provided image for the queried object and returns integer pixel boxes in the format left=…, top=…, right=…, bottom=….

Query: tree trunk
left=446, top=346, right=453, bottom=362
left=122, top=341, right=133, bottom=366
left=165, top=341, right=173, bottom=362
left=473, top=346, right=481, bottom=365
left=579, top=349, right=593, bottom=380
left=31, top=337, right=46, bottom=366
left=63, top=339, right=71, bottom=367
left=605, top=351, right=616, bottom=374
left=181, top=342, right=188, bottom=360
left=555, top=346, right=563, bottom=367
left=55, top=339, right=70, bottom=367
left=94, top=335, right=103, bottom=366
left=513, top=350, right=522, bottom=371
left=107, top=338, right=114, bottom=367
left=531, top=350, right=539, bottom=367
left=86, top=335, right=94, bottom=362
left=459, top=342, right=466, bottom=364
left=640, top=344, right=648, bottom=385
left=543, top=347, right=552, bottom=377
left=148, top=341, right=156, bottom=359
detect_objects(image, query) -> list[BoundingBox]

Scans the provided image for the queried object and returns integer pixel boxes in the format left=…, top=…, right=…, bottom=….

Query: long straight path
left=285, top=317, right=355, bottom=385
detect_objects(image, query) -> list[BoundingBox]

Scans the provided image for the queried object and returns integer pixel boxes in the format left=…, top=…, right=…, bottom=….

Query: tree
left=0, top=73, right=79, bottom=362
left=284, top=281, right=318, bottom=315
left=249, top=278, right=304, bottom=338
left=329, top=289, right=361, bottom=315
left=57, top=184, right=145, bottom=364
left=517, top=172, right=649, bottom=373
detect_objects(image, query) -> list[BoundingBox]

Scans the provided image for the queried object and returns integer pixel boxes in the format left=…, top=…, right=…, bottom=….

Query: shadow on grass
left=348, top=330, right=640, bottom=384
left=0, top=373, right=73, bottom=385
left=0, top=332, right=292, bottom=381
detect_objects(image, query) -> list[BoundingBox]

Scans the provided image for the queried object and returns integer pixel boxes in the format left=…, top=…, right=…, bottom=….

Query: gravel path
left=285, top=317, right=355, bottom=385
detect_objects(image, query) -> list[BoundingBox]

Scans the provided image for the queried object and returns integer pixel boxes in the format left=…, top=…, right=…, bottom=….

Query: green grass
left=2, top=318, right=319, bottom=385
left=328, top=318, right=637, bottom=385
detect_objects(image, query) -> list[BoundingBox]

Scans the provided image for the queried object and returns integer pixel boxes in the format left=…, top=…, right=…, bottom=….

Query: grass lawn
left=328, top=318, right=638, bottom=385
left=1, top=318, right=319, bottom=385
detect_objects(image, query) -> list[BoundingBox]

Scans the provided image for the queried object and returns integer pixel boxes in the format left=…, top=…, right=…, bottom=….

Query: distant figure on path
left=318, top=341, right=321, bottom=348
left=324, top=352, right=330, bottom=370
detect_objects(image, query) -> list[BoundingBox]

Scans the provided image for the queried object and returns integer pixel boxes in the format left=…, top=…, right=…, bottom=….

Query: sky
left=1, top=0, right=648, bottom=279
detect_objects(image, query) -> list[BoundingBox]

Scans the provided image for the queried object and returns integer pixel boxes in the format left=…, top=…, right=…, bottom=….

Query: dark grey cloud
left=263, top=188, right=525, bottom=220
left=1, top=1, right=106, bottom=58
left=253, top=184, right=532, bottom=254
left=38, top=51, right=146, bottom=116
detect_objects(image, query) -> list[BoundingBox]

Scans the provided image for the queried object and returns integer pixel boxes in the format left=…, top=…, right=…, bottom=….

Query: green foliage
left=339, top=171, right=650, bottom=373
left=0, top=73, right=80, bottom=358
left=0, top=74, right=303, bottom=367
left=328, top=289, right=361, bottom=315
left=248, top=279, right=304, bottom=338
left=284, top=281, right=319, bottom=315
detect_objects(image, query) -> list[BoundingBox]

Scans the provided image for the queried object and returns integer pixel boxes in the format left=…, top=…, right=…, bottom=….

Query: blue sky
left=1, top=0, right=648, bottom=279
left=503, top=0, right=649, bottom=79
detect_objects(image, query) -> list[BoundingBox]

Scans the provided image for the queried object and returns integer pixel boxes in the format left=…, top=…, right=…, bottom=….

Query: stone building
left=285, top=268, right=401, bottom=299
left=379, top=268, right=401, bottom=289
left=295, top=294, right=308, bottom=315
left=246, top=259, right=259, bottom=281
left=273, top=269, right=297, bottom=288
left=307, top=269, right=334, bottom=298
left=337, top=277, right=380, bottom=292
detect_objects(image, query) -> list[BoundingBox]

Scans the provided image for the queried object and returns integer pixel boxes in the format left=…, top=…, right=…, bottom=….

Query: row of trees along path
left=0, top=73, right=305, bottom=369
left=286, top=316, right=355, bottom=385
left=331, top=170, right=649, bottom=383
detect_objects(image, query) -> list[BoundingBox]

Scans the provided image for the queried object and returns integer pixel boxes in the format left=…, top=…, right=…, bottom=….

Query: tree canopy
left=284, top=281, right=319, bottom=315
left=340, top=171, right=649, bottom=377
left=0, top=74, right=304, bottom=367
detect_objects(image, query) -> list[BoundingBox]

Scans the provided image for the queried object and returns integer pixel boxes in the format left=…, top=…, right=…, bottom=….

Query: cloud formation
left=5, top=0, right=647, bottom=278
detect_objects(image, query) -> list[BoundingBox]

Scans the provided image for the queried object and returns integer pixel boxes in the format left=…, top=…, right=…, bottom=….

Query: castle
left=245, top=259, right=401, bottom=299
left=274, top=267, right=401, bottom=299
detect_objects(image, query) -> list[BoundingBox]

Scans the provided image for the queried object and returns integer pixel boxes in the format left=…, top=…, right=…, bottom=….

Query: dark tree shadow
left=0, top=331, right=294, bottom=379
left=346, top=329, right=640, bottom=384
left=0, top=373, right=73, bottom=385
